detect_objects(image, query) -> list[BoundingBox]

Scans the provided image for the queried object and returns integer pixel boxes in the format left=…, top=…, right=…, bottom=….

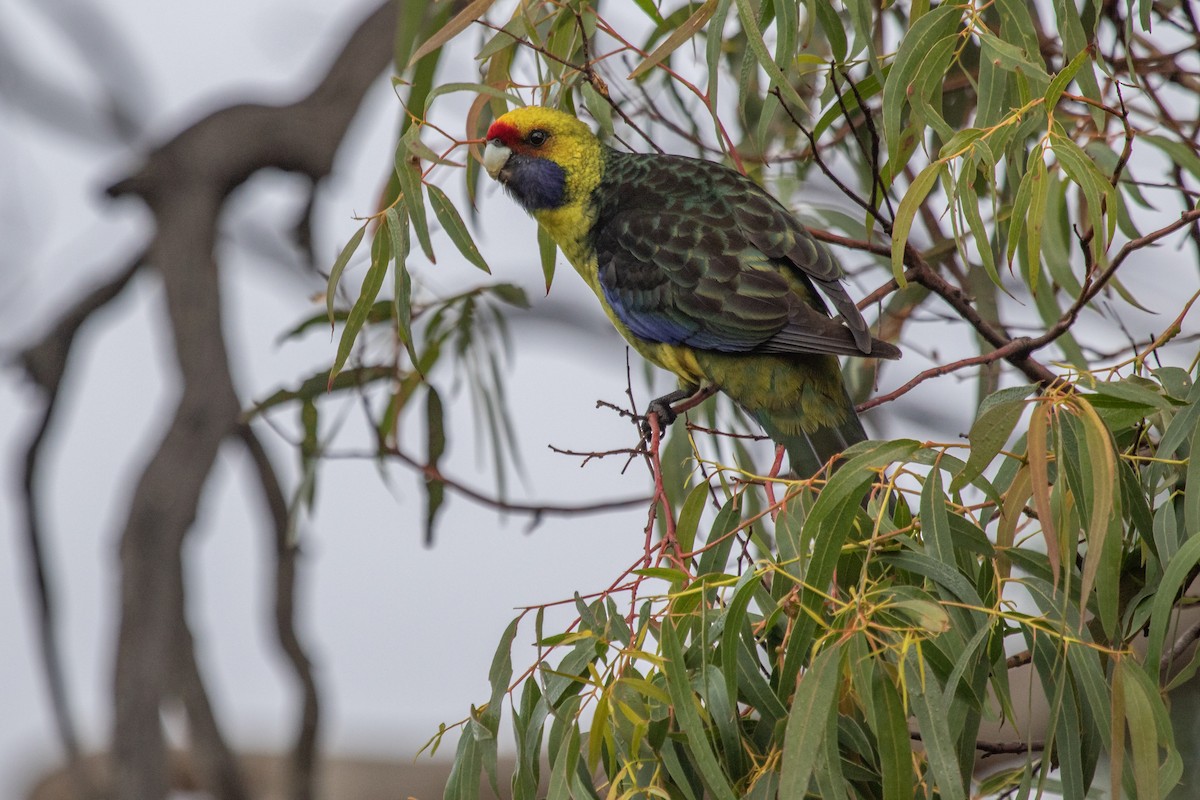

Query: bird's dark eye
left=528, top=130, right=549, bottom=147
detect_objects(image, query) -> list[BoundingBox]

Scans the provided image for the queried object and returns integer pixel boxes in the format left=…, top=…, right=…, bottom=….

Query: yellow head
left=483, top=106, right=603, bottom=214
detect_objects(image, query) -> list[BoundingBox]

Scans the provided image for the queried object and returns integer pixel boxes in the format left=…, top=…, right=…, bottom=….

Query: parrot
left=482, top=105, right=900, bottom=478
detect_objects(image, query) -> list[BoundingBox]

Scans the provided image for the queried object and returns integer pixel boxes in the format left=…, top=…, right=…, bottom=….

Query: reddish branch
left=861, top=209, right=1200, bottom=409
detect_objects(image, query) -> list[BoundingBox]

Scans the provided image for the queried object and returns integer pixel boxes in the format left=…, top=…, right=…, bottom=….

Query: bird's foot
left=639, top=389, right=691, bottom=442
left=638, top=385, right=717, bottom=443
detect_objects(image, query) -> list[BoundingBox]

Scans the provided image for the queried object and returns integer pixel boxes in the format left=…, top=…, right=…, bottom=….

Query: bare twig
left=380, top=444, right=652, bottom=521
left=773, top=87, right=888, bottom=231
left=237, top=423, right=319, bottom=800
left=14, top=253, right=144, bottom=800
left=812, top=229, right=1059, bottom=386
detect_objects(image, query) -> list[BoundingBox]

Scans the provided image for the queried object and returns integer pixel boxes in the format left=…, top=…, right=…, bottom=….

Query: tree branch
left=99, top=4, right=399, bottom=799
left=12, top=253, right=143, bottom=800
left=237, top=423, right=320, bottom=800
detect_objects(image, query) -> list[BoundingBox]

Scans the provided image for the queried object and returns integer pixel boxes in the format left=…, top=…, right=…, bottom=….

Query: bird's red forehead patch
left=486, top=119, right=521, bottom=146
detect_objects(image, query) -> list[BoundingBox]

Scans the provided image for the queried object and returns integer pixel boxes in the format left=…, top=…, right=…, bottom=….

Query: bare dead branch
left=238, top=423, right=320, bottom=800
left=97, top=3, right=400, bottom=798
left=13, top=252, right=144, bottom=800
left=379, top=444, right=652, bottom=524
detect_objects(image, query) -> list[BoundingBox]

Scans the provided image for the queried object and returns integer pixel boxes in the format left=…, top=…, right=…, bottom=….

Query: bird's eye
left=528, top=130, right=549, bottom=147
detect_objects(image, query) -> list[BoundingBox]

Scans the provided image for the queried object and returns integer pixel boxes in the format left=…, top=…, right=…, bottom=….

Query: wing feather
left=591, top=150, right=899, bottom=360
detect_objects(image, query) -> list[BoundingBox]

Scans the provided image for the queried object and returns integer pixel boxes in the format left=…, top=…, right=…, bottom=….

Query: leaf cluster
left=250, top=0, right=1200, bottom=796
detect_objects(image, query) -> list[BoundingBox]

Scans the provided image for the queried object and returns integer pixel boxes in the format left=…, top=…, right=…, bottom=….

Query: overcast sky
left=0, top=1, right=652, bottom=792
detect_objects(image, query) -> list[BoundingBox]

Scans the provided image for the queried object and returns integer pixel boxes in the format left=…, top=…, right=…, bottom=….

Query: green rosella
left=482, top=106, right=900, bottom=477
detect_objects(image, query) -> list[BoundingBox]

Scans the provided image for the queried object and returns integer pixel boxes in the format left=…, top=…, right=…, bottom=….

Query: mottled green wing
left=593, top=209, right=885, bottom=358
left=720, top=170, right=876, bottom=353
left=591, top=150, right=898, bottom=360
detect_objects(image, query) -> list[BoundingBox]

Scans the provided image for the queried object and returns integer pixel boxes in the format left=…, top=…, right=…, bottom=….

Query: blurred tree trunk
left=16, top=2, right=401, bottom=799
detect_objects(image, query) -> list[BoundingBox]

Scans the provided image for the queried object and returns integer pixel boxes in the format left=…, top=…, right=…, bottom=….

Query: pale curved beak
left=483, top=140, right=511, bottom=180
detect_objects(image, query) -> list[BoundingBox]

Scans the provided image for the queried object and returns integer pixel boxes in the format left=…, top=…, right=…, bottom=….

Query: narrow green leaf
left=1121, top=659, right=1160, bottom=800
left=510, top=680, right=547, bottom=800
left=391, top=0, right=430, bottom=73
left=384, top=207, right=419, bottom=370
left=579, top=82, right=612, bottom=138
left=891, top=163, right=943, bottom=282
left=1024, top=156, right=1050, bottom=288
left=872, top=668, right=914, bottom=800
left=1073, top=399, right=1118, bottom=634
left=907, top=31, right=959, bottom=146
left=629, top=0, right=717, bottom=79
left=975, top=51, right=1009, bottom=129
left=395, top=156, right=435, bottom=262
left=1044, top=45, right=1093, bottom=109
left=475, top=16, right=529, bottom=62
left=427, top=183, right=490, bottom=272
left=630, top=0, right=666, bottom=24
left=326, top=223, right=367, bottom=326
left=246, top=365, right=394, bottom=418
left=537, top=225, right=557, bottom=293
left=1052, top=0, right=1105, bottom=128
left=813, top=0, right=847, bottom=62
left=484, top=617, right=519, bottom=728
left=978, top=30, right=1051, bottom=86
left=697, top=496, right=742, bottom=577
left=1187, top=421, right=1200, bottom=541
left=674, top=482, right=710, bottom=558
left=403, top=132, right=463, bottom=168
left=994, top=0, right=1042, bottom=58
left=1005, top=147, right=1042, bottom=272
left=424, top=386, right=446, bottom=544
left=905, top=660, right=966, bottom=798
left=330, top=226, right=392, bottom=385
left=444, top=722, right=482, bottom=800
left=733, top=0, right=808, bottom=112
left=920, top=465, right=955, bottom=566
left=779, top=642, right=843, bottom=798
left=1052, top=131, right=1118, bottom=251
left=957, top=176, right=1001, bottom=288
left=883, top=552, right=986, bottom=610
left=659, top=621, right=737, bottom=800
left=546, top=721, right=580, bottom=800
left=1145, top=534, right=1200, bottom=675
left=408, top=0, right=497, bottom=68
left=951, top=389, right=1030, bottom=492
left=882, top=3, right=963, bottom=163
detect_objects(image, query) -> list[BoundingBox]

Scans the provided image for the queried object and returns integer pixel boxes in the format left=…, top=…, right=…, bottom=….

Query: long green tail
left=688, top=351, right=865, bottom=479
left=753, top=387, right=867, bottom=479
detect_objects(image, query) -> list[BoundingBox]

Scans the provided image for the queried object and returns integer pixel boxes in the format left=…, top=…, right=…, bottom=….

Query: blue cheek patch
left=505, top=156, right=567, bottom=211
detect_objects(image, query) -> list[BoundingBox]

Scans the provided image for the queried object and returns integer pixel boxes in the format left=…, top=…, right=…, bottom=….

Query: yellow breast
left=539, top=232, right=706, bottom=388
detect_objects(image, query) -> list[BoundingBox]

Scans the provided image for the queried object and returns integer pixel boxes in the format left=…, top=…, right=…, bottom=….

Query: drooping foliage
left=254, top=1, right=1200, bottom=797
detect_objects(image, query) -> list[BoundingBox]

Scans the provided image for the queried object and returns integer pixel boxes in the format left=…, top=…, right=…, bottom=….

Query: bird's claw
left=640, top=399, right=678, bottom=442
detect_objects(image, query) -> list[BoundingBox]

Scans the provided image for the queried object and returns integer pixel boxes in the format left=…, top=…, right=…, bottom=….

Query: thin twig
left=380, top=444, right=651, bottom=520
left=14, top=252, right=144, bottom=800
left=237, top=423, right=320, bottom=800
